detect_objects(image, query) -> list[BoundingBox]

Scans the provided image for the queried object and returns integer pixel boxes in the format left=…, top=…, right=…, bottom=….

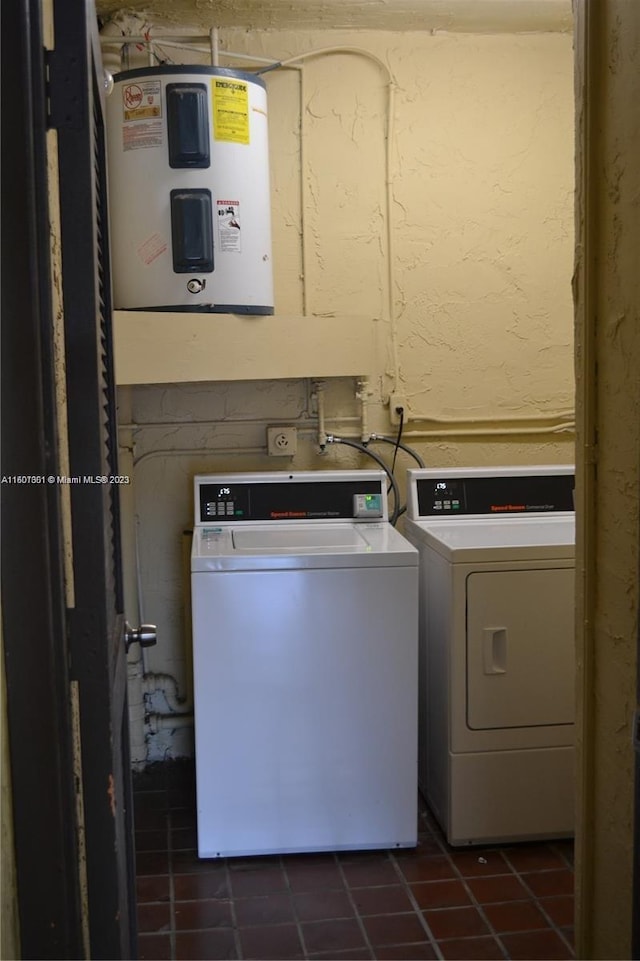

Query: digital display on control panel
left=428, top=480, right=464, bottom=514
left=416, top=474, right=575, bottom=517
left=201, top=485, right=251, bottom=521
left=199, top=480, right=383, bottom=523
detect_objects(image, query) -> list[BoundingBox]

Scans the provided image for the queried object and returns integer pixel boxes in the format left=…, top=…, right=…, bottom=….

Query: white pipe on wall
left=356, top=378, right=372, bottom=443
left=314, top=382, right=328, bottom=449
left=99, top=34, right=281, bottom=66
left=400, top=409, right=575, bottom=437
left=403, top=426, right=574, bottom=438
left=122, top=410, right=573, bottom=448
left=404, top=409, right=575, bottom=425
left=100, top=32, right=212, bottom=45
left=147, top=713, right=193, bottom=735
left=210, top=27, right=219, bottom=67
left=119, top=416, right=322, bottom=431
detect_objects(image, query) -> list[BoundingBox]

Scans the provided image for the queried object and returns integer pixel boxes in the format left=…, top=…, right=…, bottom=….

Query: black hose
left=367, top=435, right=426, bottom=469
left=391, top=409, right=404, bottom=478
left=255, top=61, right=283, bottom=75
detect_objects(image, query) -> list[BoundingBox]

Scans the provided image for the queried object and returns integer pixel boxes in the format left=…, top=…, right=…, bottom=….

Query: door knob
left=124, top=621, right=157, bottom=652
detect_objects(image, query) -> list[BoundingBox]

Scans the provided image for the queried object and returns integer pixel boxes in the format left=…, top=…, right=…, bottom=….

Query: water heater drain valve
left=187, top=278, right=206, bottom=294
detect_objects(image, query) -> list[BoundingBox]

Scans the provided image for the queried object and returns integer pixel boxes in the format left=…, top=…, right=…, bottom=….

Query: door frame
left=1, top=0, right=84, bottom=956
left=52, top=0, right=137, bottom=955
left=1, top=0, right=137, bottom=956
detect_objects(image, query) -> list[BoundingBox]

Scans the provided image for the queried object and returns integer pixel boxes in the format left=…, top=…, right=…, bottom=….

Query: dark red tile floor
left=134, top=762, right=575, bottom=961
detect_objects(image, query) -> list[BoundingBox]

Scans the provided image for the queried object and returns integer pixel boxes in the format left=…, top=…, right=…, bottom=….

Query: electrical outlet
left=389, top=394, right=407, bottom=426
left=267, top=426, right=298, bottom=456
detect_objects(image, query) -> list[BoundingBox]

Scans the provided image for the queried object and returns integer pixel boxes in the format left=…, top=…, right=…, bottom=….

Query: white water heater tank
left=105, top=66, right=273, bottom=314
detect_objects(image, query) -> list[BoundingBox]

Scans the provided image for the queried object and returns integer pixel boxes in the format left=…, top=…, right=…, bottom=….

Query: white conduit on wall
left=402, top=424, right=575, bottom=438
left=122, top=412, right=574, bottom=461
left=401, top=411, right=575, bottom=439
left=120, top=412, right=575, bottom=448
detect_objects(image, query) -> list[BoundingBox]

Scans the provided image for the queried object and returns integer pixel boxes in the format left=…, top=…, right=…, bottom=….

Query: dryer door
left=466, top=567, right=574, bottom=730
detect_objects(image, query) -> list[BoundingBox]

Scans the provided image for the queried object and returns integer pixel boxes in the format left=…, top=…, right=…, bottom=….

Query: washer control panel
left=196, top=473, right=388, bottom=524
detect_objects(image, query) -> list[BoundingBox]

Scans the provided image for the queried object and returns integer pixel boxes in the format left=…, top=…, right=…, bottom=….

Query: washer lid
left=232, top=526, right=366, bottom=552
left=404, top=515, right=575, bottom=562
left=191, top=522, right=418, bottom=571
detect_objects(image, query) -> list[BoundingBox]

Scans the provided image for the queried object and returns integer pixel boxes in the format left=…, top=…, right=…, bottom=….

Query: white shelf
left=113, top=311, right=382, bottom=385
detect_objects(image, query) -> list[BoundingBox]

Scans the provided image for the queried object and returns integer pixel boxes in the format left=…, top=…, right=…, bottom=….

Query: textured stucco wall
left=228, top=28, right=575, bottom=426
left=110, top=24, right=576, bottom=441
left=573, top=2, right=640, bottom=957
left=111, top=25, right=576, bottom=762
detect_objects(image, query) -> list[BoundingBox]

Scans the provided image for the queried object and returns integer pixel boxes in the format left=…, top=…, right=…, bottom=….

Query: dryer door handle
left=482, top=628, right=507, bottom=674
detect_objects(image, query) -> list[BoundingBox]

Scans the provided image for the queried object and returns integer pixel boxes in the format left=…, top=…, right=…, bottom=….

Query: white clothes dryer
left=404, top=466, right=575, bottom=846
left=191, top=470, right=418, bottom=858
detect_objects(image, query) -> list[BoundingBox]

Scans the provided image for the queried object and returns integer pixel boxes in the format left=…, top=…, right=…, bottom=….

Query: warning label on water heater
left=217, top=201, right=242, bottom=253
left=121, top=80, right=163, bottom=150
left=212, top=79, right=249, bottom=144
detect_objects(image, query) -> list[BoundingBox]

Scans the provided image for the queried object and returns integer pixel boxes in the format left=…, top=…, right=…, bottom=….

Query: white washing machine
left=191, top=470, right=418, bottom=858
left=404, top=466, right=575, bottom=847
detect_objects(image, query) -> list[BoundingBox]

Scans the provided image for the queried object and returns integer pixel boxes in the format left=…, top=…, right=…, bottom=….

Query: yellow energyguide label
left=212, top=78, right=250, bottom=144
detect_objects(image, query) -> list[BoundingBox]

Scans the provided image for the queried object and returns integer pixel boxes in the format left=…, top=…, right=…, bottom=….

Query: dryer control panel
left=414, top=472, right=575, bottom=518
